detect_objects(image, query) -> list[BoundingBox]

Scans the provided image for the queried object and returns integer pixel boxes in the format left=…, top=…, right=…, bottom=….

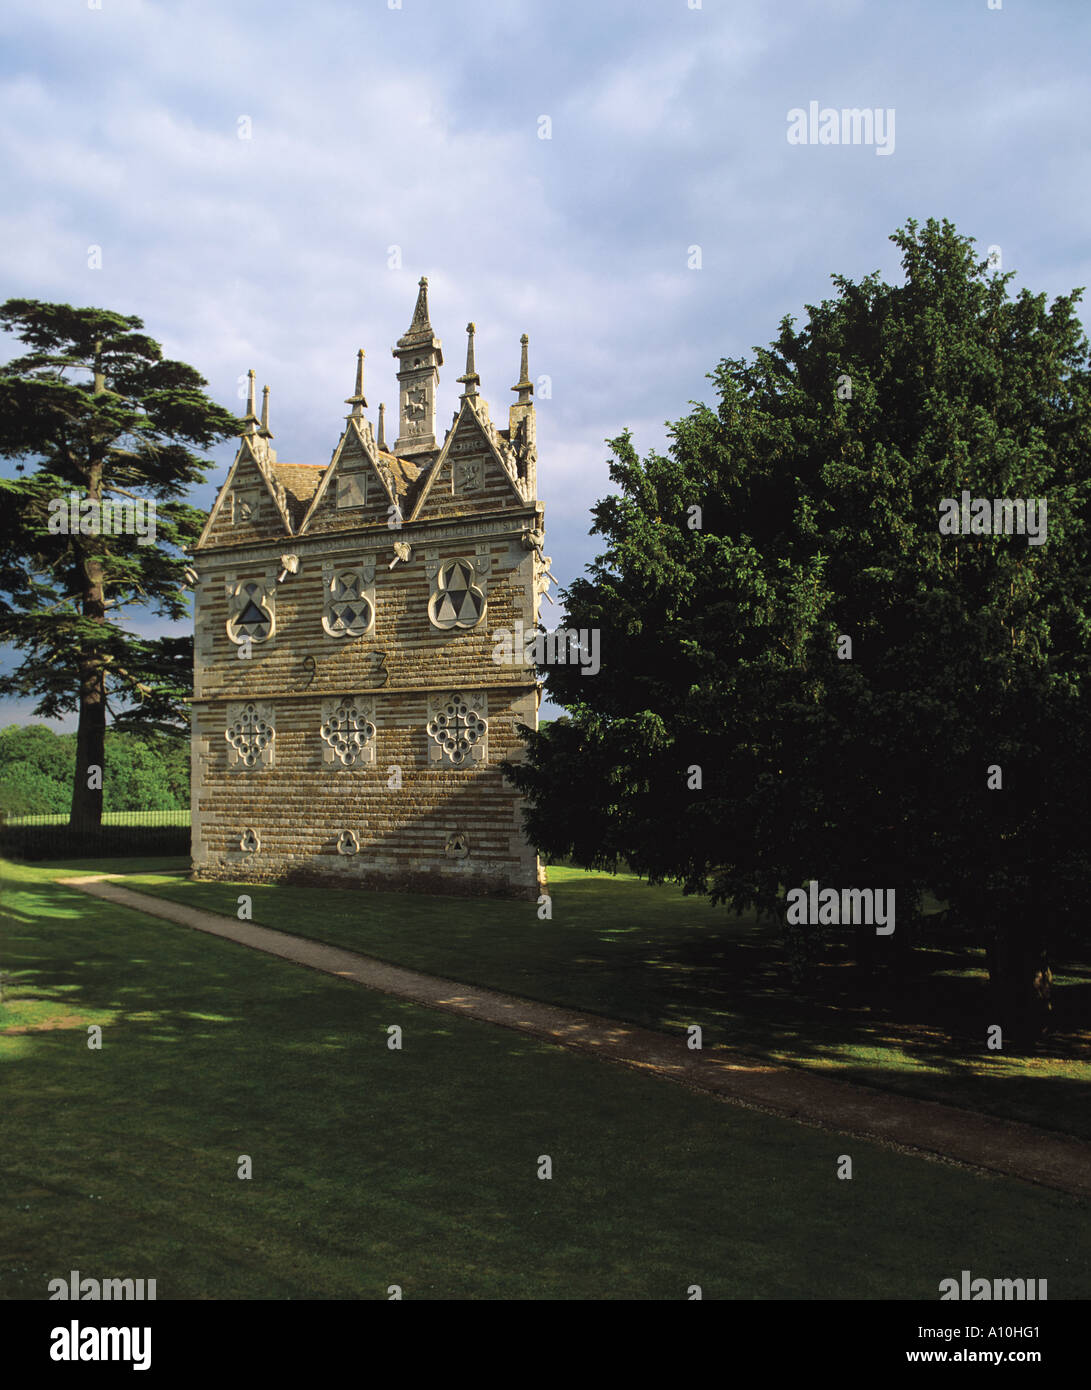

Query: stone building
left=189, top=279, right=548, bottom=898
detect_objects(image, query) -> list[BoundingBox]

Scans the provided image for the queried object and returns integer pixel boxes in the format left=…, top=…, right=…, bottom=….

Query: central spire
left=407, top=276, right=431, bottom=335
left=392, top=275, right=443, bottom=457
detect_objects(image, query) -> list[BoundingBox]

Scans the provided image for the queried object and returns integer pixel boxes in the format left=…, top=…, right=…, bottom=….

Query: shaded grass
left=0, top=822, right=189, bottom=861
left=2, top=811, right=191, bottom=826
left=103, top=859, right=1091, bottom=1142
left=1, top=858, right=1088, bottom=1300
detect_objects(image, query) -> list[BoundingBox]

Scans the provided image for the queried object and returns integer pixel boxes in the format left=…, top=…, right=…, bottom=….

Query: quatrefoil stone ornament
left=226, top=702, right=275, bottom=769
left=427, top=692, right=487, bottom=767
left=320, top=699, right=376, bottom=767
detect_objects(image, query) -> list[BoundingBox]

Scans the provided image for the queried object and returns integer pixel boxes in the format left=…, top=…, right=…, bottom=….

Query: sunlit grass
left=2, top=856, right=1089, bottom=1300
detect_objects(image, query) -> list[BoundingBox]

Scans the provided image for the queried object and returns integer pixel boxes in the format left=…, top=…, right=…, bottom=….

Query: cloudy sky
left=2, top=0, right=1088, bottom=728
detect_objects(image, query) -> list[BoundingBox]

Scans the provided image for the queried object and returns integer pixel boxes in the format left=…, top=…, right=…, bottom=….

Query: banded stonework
left=190, top=281, right=546, bottom=899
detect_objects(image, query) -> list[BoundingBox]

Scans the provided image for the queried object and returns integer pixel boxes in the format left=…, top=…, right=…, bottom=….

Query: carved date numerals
left=299, top=651, right=387, bottom=689
left=363, top=651, right=389, bottom=687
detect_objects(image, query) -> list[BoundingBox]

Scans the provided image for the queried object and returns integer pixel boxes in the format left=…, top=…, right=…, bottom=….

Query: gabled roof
left=378, top=449, right=422, bottom=502
left=194, top=435, right=296, bottom=548
left=408, top=396, right=527, bottom=522
left=268, top=463, right=325, bottom=529
left=297, top=417, right=423, bottom=534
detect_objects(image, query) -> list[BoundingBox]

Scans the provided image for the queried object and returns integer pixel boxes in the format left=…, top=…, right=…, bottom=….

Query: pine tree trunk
left=69, top=657, right=105, bottom=831
left=70, top=351, right=107, bottom=832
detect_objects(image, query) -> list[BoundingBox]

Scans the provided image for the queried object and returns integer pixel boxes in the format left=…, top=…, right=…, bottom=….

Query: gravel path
left=60, top=872, right=1091, bottom=1201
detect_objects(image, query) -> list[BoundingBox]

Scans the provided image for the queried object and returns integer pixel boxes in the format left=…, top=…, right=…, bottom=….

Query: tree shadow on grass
left=542, top=876, right=1091, bottom=1139
left=45, top=861, right=1091, bottom=1141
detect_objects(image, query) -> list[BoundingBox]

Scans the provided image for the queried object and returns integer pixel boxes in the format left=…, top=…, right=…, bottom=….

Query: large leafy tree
left=0, top=723, right=189, bottom=816
left=507, top=219, right=1091, bottom=1040
left=0, top=301, right=239, bottom=827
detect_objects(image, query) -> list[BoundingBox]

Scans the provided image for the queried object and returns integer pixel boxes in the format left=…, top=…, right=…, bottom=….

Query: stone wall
left=191, top=509, right=545, bottom=900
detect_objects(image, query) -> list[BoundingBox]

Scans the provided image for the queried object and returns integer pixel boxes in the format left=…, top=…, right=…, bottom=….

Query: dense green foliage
left=506, top=219, right=1091, bottom=1036
left=0, top=723, right=188, bottom=815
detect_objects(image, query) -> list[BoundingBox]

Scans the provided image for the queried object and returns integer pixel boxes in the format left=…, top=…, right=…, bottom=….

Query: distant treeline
left=0, top=724, right=189, bottom=816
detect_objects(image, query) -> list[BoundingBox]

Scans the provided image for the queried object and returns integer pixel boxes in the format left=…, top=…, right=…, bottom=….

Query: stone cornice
left=188, top=679, right=541, bottom=703
left=193, top=507, right=543, bottom=566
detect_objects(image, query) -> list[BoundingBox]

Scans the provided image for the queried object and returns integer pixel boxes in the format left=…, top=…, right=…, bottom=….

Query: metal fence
left=0, top=809, right=191, bottom=860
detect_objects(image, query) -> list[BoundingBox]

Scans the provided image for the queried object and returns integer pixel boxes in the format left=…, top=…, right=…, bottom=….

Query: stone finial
left=243, top=368, right=260, bottom=434
left=378, top=401, right=386, bottom=450
left=259, top=384, right=273, bottom=438
left=511, top=332, right=533, bottom=403
left=345, top=349, right=367, bottom=417
left=457, top=322, right=480, bottom=398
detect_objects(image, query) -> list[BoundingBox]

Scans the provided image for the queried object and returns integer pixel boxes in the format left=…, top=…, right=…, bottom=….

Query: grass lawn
left=108, top=860, right=1091, bottom=1142
left=1, top=856, right=1088, bottom=1300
